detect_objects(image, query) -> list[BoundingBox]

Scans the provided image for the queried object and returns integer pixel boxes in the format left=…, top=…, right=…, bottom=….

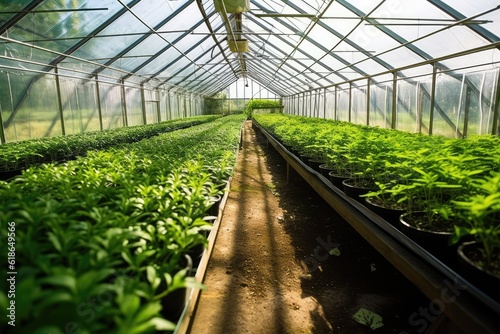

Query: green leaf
left=134, top=301, right=162, bottom=325
left=77, top=269, right=115, bottom=294
left=35, top=291, right=73, bottom=310
left=164, top=273, right=173, bottom=287
left=119, top=294, right=140, bottom=316
left=16, top=276, right=39, bottom=320
left=151, top=317, right=177, bottom=331
left=184, top=277, right=206, bottom=290
left=40, top=275, right=76, bottom=293
left=329, top=248, right=341, bottom=256
left=32, top=326, right=65, bottom=334
left=0, top=291, right=8, bottom=311
left=126, top=321, right=156, bottom=334
left=121, top=250, right=135, bottom=267
left=47, top=232, right=62, bottom=252
left=146, top=266, right=157, bottom=286
left=353, top=308, right=384, bottom=330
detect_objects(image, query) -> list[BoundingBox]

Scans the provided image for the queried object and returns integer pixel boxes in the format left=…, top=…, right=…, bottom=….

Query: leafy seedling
left=353, top=308, right=384, bottom=330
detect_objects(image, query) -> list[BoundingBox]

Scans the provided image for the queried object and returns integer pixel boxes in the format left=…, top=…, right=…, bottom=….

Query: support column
left=463, top=84, right=472, bottom=138
left=366, top=79, right=371, bottom=125
left=120, top=79, right=128, bottom=127
left=156, top=89, right=161, bottom=123
left=417, top=82, right=424, bottom=133
left=492, top=69, right=500, bottom=135
left=429, top=63, right=438, bottom=135
left=302, top=93, right=306, bottom=116
left=334, top=86, right=338, bottom=121
left=54, top=67, right=66, bottom=135
left=348, top=83, right=352, bottom=123
left=95, top=76, right=104, bottom=131
left=323, top=88, right=327, bottom=119
left=392, top=72, right=397, bottom=130
left=141, top=84, right=147, bottom=125
left=0, top=98, right=5, bottom=143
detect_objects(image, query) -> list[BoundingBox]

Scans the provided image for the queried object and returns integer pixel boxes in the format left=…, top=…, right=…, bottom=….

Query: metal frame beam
left=427, top=0, right=500, bottom=44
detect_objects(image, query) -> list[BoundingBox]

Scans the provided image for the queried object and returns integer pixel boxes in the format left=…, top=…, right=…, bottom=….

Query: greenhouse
left=0, top=0, right=499, bottom=333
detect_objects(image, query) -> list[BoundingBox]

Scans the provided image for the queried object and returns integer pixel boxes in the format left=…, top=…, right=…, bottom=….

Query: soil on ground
left=189, top=121, right=431, bottom=334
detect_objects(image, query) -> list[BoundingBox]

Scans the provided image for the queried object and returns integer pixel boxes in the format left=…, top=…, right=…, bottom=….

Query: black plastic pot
left=364, top=197, right=407, bottom=229
left=216, top=180, right=229, bottom=192
left=299, top=154, right=312, bottom=164
left=186, top=243, right=205, bottom=268
left=0, top=168, right=23, bottom=181
left=208, top=195, right=222, bottom=216
left=328, top=171, right=350, bottom=190
left=399, top=212, right=455, bottom=259
left=318, top=164, right=335, bottom=178
left=342, top=178, right=377, bottom=203
left=307, top=159, right=325, bottom=172
left=162, top=254, right=193, bottom=322
left=457, top=241, right=500, bottom=301
left=290, top=147, right=300, bottom=157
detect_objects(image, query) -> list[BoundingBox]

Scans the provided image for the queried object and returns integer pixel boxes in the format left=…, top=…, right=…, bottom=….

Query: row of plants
left=253, top=113, right=500, bottom=290
left=0, top=114, right=245, bottom=333
left=0, top=115, right=221, bottom=172
left=244, top=99, right=282, bottom=117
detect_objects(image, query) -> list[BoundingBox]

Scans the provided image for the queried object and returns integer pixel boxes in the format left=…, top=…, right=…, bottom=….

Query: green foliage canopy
left=244, top=99, right=282, bottom=117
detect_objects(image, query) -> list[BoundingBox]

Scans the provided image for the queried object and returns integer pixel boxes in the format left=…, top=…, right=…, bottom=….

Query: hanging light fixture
left=214, top=0, right=250, bottom=14
left=214, top=0, right=250, bottom=52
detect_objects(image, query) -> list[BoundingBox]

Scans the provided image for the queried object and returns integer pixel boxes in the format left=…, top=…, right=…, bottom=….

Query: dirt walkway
left=189, top=121, right=428, bottom=334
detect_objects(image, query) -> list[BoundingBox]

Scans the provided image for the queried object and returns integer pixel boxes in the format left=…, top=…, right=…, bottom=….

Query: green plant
left=245, top=99, right=282, bottom=118
left=0, top=115, right=221, bottom=174
left=254, top=113, right=500, bottom=237
left=0, top=115, right=245, bottom=332
left=452, top=173, right=500, bottom=271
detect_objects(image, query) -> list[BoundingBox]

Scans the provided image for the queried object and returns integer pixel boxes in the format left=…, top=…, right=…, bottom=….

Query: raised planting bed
left=253, top=115, right=500, bottom=333
left=0, top=115, right=221, bottom=180
left=0, top=115, right=245, bottom=333
left=253, top=114, right=500, bottom=282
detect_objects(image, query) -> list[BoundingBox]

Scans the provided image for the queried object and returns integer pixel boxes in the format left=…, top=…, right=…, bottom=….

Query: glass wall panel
left=144, top=89, right=158, bottom=124
left=297, top=95, right=303, bottom=116
left=325, top=90, right=335, bottom=120
left=467, top=69, right=499, bottom=135
left=399, top=78, right=429, bottom=134
left=1, top=72, right=60, bottom=142
left=438, top=68, right=500, bottom=137
left=170, top=92, right=180, bottom=119
left=369, top=83, right=391, bottom=128
left=158, top=90, right=169, bottom=121
left=336, top=85, right=350, bottom=121
left=351, top=85, right=366, bottom=125
left=396, top=80, right=419, bottom=133
left=125, top=87, right=143, bottom=126
left=318, top=90, right=325, bottom=119
left=60, top=78, right=100, bottom=135
left=99, top=84, right=123, bottom=130
left=304, top=93, right=310, bottom=117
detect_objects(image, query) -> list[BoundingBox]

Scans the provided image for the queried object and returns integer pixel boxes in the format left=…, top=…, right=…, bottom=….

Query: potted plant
left=451, top=173, right=500, bottom=297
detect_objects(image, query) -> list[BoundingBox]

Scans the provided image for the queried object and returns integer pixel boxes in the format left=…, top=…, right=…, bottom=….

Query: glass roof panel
left=411, top=27, right=490, bottom=59
left=440, top=49, right=500, bottom=72
left=0, top=1, right=33, bottom=25
left=1, top=0, right=499, bottom=97
left=437, top=0, right=500, bottom=17
left=2, top=0, right=123, bottom=56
